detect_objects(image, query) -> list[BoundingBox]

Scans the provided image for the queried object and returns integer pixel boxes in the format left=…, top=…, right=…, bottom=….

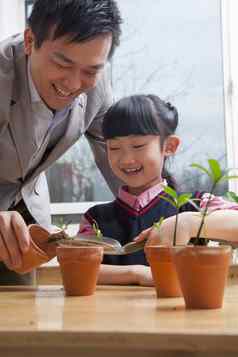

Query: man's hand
left=0, top=211, right=30, bottom=270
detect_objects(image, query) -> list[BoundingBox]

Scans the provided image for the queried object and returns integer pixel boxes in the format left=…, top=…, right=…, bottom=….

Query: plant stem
left=195, top=182, right=216, bottom=244
left=173, top=209, right=179, bottom=246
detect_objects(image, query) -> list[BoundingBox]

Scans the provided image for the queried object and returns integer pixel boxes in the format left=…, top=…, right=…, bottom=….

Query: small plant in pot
left=145, top=189, right=193, bottom=298
left=13, top=219, right=104, bottom=290
left=56, top=244, right=103, bottom=296
left=54, top=220, right=104, bottom=296
left=172, top=159, right=237, bottom=309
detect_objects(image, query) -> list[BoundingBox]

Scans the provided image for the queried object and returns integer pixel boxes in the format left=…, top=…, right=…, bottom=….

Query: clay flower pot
left=145, top=245, right=182, bottom=298
left=172, top=245, right=231, bottom=309
left=14, top=224, right=54, bottom=274
left=56, top=245, right=104, bottom=296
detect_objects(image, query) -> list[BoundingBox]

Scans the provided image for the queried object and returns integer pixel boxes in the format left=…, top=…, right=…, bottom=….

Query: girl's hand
left=134, top=218, right=177, bottom=246
left=131, top=265, right=154, bottom=286
left=98, top=264, right=154, bottom=286
left=133, top=227, right=152, bottom=243
left=135, top=212, right=194, bottom=246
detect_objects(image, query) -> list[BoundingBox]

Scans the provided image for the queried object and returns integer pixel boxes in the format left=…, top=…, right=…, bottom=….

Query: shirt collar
left=118, top=180, right=168, bottom=211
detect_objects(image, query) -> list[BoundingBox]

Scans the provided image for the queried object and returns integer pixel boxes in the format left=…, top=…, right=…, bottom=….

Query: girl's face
left=107, top=135, right=171, bottom=195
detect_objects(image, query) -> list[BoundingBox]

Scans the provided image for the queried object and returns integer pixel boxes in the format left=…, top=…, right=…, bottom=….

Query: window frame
left=221, top=0, right=238, bottom=193
left=22, top=0, right=237, bottom=215
left=50, top=202, right=109, bottom=215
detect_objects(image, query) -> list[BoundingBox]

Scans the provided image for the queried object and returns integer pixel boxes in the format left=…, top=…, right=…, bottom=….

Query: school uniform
left=80, top=182, right=204, bottom=265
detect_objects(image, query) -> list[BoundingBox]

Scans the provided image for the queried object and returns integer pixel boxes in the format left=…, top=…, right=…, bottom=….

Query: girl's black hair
left=102, top=94, right=178, bottom=188
left=28, top=0, right=122, bottom=59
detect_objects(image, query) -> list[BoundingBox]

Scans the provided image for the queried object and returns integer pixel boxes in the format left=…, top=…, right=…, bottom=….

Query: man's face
left=24, top=29, right=112, bottom=110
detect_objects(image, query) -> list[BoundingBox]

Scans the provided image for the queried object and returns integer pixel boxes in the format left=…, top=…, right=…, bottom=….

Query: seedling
left=153, top=217, right=164, bottom=231
left=92, top=220, right=103, bottom=240
left=159, top=187, right=192, bottom=246
left=191, top=159, right=238, bottom=244
left=48, top=220, right=73, bottom=243
left=226, top=191, right=238, bottom=204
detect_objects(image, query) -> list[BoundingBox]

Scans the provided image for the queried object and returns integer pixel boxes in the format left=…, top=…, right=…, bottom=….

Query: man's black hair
left=28, top=0, right=122, bottom=58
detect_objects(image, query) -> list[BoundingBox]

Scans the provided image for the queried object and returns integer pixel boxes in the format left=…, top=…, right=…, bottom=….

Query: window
left=221, top=0, right=238, bottom=193
left=111, top=0, right=226, bottom=194
left=24, top=0, right=234, bottom=218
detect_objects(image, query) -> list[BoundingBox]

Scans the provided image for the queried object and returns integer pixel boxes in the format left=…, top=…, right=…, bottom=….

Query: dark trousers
left=0, top=200, right=36, bottom=285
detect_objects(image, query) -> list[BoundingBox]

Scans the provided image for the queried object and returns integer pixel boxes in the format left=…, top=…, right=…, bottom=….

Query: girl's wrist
left=177, top=211, right=200, bottom=240
left=185, top=211, right=205, bottom=238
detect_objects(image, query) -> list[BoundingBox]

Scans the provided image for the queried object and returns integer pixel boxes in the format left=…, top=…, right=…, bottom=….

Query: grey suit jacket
left=0, top=34, right=119, bottom=229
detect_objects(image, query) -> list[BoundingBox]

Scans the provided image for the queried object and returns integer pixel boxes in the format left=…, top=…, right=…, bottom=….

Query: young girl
left=79, top=94, right=238, bottom=286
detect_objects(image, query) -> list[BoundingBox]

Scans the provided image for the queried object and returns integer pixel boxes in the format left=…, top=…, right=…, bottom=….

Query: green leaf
left=178, top=193, right=192, bottom=200
left=220, top=175, right=238, bottom=182
left=177, top=193, right=192, bottom=208
left=92, top=221, right=103, bottom=240
left=226, top=191, right=238, bottom=203
left=190, top=163, right=212, bottom=179
left=153, top=217, right=164, bottom=231
left=188, top=198, right=201, bottom=212
left=208, top=159, right=222, bottom=182
left=96, top=229, right=103, bottom=239
left=223, top=168, right=233, bottom=175
left=163, top=186, right=178, bottom=199
left=159, top=195, right=177, bottom=208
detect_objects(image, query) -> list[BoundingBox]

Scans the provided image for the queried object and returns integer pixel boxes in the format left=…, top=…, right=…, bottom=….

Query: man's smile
left=53, top=84, right=77, bottom=98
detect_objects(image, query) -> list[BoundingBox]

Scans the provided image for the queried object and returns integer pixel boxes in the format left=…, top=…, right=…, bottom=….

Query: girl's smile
left=121, top=166, right=143, bottom=174
left=107, top=135, right=166, bottom=195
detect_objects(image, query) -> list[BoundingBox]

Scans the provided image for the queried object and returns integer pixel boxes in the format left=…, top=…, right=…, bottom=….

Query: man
left=0, top=0, right=122, bottom=284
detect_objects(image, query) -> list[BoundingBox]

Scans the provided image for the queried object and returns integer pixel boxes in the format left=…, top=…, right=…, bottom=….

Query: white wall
left=0, top=0, right=25, bottom=41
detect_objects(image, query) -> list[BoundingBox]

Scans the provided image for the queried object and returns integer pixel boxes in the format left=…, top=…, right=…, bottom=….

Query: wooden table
left=0, top=276, right=238, bottom=357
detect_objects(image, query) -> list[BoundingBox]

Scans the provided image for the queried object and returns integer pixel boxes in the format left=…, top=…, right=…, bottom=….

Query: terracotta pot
left=57, top=245, right=103, bottom=296
left=172, top=245, right=231, bottom=309
left=14, top=224, right=54, bottom=274
left=145, top=245, right=182, bottom=298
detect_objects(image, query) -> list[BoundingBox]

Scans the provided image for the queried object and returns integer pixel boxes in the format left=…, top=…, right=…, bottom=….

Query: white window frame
left=50, top=202, right=109, bottom=215
left=222, top=0, right=238, bottom=193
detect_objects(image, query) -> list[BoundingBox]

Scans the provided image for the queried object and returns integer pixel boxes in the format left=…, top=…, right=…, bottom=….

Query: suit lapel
left=24, top=94, right=87, bottom=184
left=10, top=50, right=37, bottom=179
left=0, top=62, right=14, bottom=135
